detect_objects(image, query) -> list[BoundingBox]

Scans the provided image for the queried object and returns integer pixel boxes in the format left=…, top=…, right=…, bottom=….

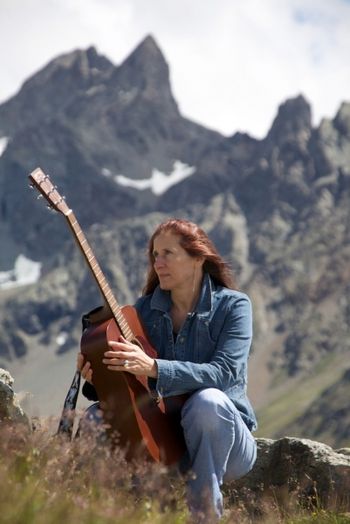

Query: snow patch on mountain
left=56, top=332, right=68, bottom=346
left=0, top=137, right=9, bottom=157
left=101, top=161, right=196, bottom=195
left=0, top=255, right=41, bottom=289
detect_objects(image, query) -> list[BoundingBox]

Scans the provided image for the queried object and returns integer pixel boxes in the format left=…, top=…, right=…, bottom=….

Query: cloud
left=0, top=0, right=349, bottom=138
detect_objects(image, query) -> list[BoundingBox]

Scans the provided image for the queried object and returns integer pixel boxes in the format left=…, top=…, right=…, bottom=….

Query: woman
left=78, top=218, right=257, bottom=521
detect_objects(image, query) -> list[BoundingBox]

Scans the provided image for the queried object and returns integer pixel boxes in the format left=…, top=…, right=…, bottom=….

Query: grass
left=0, top=421, right=349, bottom=523
left=0, top=421, right=188, bottom=524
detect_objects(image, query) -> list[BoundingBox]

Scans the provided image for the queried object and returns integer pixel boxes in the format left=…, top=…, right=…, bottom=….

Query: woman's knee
left=181, top=388, right=235, bottom=433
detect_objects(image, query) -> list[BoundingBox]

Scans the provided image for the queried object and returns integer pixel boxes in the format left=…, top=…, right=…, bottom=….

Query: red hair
left=142, top=219, right=236, bottom=295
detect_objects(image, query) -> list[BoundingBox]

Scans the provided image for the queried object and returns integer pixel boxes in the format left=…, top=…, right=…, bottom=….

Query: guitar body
left=81, top=305, right=187, bottom=465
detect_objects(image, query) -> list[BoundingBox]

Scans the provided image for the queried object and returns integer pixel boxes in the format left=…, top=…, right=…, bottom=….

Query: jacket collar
left=150, top=273, right=213, bottom=315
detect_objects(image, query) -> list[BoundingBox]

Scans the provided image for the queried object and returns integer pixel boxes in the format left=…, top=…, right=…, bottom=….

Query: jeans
left=81, top=387, right=257, bottom=521
left=180, top=388, right=257, bottom=521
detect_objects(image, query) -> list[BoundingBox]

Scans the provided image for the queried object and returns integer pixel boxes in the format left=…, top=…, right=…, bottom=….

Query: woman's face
left=152, top=231, right=201, bottom=292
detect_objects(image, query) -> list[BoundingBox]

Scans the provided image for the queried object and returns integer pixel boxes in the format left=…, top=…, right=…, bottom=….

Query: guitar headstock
left=28, top=167, right=71, bottom=216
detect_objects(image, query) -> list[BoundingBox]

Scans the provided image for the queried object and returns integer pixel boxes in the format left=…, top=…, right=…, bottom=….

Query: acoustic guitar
left=28, top=167, right=186, bottom=465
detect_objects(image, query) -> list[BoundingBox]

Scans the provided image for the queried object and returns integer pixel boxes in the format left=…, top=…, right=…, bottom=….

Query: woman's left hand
left=103, top=336, right=158, bottom=378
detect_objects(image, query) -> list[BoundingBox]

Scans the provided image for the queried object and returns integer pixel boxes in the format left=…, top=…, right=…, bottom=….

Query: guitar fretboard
left=66, top=210, right=133, bottom=341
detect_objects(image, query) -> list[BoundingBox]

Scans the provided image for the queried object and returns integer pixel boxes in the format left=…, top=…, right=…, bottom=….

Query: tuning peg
left=54, top=196, right=66, bottom=205
left=39, top=174, right=49, bottom=184
left=37, top=194, right=43, bottom=200
left=47, top=186, right=58, bottom=197
left=29, top=182, right=34, bottom=189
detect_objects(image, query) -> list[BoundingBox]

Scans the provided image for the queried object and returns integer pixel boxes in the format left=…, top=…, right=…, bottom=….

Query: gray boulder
left=229, top=437, right=350, bottom=513
left=0, top=368, right=30, bottom=427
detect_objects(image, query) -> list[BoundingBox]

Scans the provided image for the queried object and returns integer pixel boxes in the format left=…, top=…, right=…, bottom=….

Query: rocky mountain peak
left=334, top=101, right=350, bottom=137
left=30, top=46, right=113, bottom=84
left=128, top=34, right=165, bottom=63
left=0, top=46, right=114, bottom=136
left=266, top=94, right=312, bottom=146
left=121, top=34, right=169, bottom=78
left=109, top=34, right=178, bottom=111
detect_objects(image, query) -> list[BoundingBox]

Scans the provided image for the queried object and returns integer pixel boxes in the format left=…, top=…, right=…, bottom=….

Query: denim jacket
left=134, top=273, right=257, bottom=431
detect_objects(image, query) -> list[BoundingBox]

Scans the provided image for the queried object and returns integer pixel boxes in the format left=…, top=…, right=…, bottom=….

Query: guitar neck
left=65, top=210, right=133, bottom=340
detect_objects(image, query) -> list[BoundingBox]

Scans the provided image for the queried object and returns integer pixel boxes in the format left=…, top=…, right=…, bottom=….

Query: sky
left=0, top=0, right=349, bottom=139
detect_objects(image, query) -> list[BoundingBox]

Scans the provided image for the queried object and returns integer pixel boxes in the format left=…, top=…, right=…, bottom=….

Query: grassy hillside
left=255, top=353, right=350, bottom=448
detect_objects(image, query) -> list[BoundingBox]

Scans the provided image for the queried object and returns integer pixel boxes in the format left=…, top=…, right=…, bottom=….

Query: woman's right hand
left=77, top=352, right=93, bottom=384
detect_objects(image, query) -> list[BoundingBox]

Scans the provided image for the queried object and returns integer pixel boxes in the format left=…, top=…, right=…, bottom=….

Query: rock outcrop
left=0, top=368, right=30, bottom=427
left=229, top=437, right=350, bottom=513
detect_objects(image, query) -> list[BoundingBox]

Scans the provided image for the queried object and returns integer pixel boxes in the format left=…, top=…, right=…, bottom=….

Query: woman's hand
left=103, top=336, right=158, bottom=378
left=77, top=352, right=93, bottom=384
